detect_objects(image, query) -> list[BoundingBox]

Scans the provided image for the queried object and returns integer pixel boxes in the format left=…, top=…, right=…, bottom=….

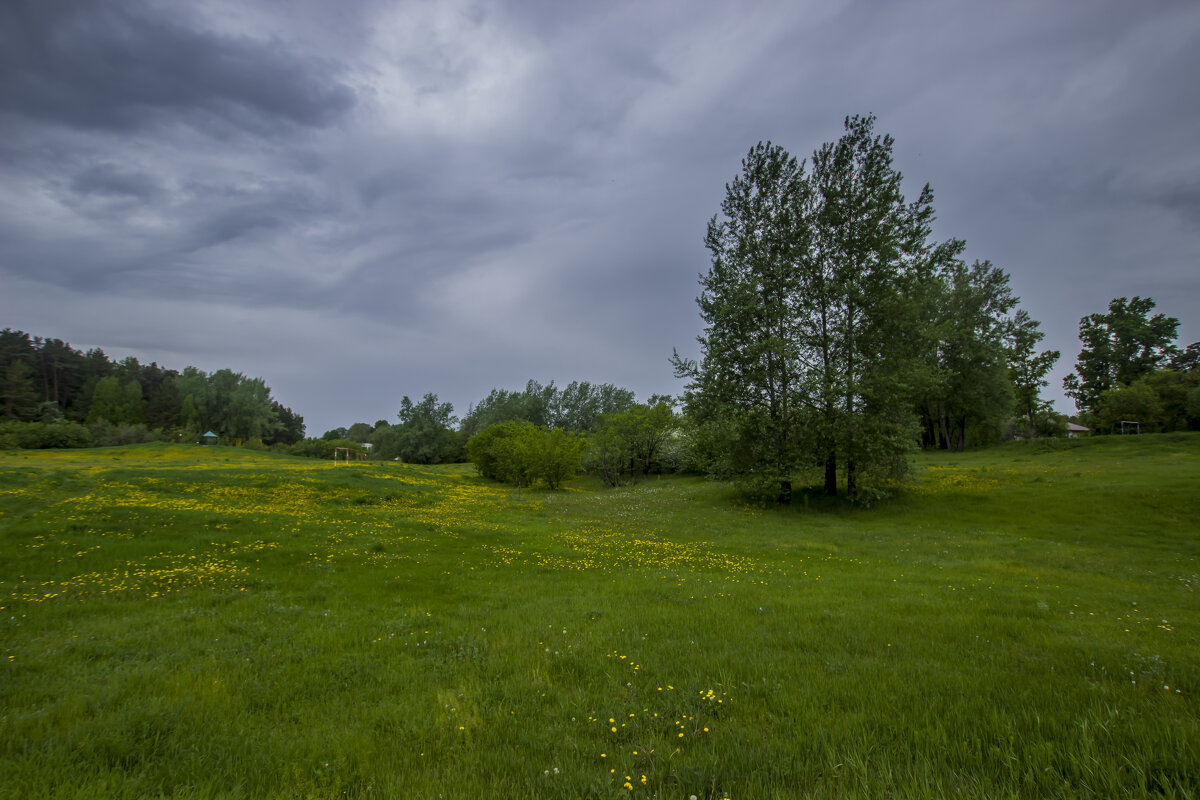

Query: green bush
left=0, top=420, right=93, bottom=449
left=466, top=422, right=585, bottom=489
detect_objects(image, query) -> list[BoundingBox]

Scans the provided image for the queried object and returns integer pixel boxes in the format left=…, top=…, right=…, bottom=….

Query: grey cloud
left=0, top=0, right=355, bottom=136
left=69, top=163, right=163, bottom=200
left=1152, top=183, right=1200, bottom=230
left=2, top=0, right=1198, bottom=435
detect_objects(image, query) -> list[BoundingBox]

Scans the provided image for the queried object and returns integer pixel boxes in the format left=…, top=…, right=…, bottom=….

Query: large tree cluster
left=0, top=329, right=303, bottom=446
left=674, top=116, right=1058, bottom=502
left=1064, top=297, right=1198, bottom=433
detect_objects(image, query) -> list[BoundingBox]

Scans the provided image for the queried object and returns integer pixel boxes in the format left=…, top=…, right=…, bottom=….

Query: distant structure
left=201, top=431, right=218, bottom=446
left=1113, top=420, right=1142, bottom=435
left=334, top=446, right=367, bottom=464
left=1066, top=422, right=1089, bottom=438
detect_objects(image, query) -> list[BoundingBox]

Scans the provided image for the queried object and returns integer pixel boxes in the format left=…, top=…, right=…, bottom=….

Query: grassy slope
left=0, top=436, right=1197, bottom=799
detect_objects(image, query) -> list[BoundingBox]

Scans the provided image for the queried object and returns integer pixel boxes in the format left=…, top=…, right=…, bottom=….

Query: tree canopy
left=0, top=329, right=302, bottom=444
left=459, top=379, right=635, bottom=438
left=675, top=116, right=1060, bottom=500
left=676, top=117, right=947, bottom=500
left=1063, top=296, right=1180, bottom=414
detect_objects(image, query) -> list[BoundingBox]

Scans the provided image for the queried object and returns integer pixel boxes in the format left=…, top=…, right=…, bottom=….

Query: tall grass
left=1, top=435, right=1197, bottom=798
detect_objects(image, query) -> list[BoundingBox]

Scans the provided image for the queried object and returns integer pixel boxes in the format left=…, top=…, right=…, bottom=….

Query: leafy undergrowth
left=1, top=436, right=1197, bottom=799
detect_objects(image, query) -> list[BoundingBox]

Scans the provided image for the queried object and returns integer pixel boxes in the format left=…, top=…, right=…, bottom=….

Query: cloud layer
left=2, top=0, right=1198, bottom=435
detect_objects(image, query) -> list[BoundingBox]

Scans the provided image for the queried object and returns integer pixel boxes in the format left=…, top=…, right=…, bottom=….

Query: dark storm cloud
left=0, top=0, right=355, bottom=135
left=1, top=0, right=1197, bottom=437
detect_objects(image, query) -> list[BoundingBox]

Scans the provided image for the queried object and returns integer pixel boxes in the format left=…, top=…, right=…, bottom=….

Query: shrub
left=466, top=422, right=585, bottom=489
left=0, top=420, right=93, bottom=449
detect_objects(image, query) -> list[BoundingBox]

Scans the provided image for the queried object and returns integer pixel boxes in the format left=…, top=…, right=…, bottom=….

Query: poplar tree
left=674, top=140, right=811, bottom=503
left=1007, top=309, right=1060, bottom=428
left=676, top=115, right=944, bottom=501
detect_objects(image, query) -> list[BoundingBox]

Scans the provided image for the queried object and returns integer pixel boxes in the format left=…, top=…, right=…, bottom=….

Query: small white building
left=1066, top=422, right=1089, bottom=438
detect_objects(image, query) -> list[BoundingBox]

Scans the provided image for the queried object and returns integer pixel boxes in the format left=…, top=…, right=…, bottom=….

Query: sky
left=2, top=0, right=1198, bottom=437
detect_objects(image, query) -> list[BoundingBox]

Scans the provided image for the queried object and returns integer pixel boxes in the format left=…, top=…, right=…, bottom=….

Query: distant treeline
left=0, top=329, right=303, bottom=449
left=320, top=380, right=648, bottom=463
left=324, top=380, right=682, bottom=489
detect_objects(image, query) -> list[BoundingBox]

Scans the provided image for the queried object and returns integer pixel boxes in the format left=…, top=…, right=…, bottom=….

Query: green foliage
left=1007, top=408, right=1067, bottom=441
left=367, top=424, right=402, bottom=461
left=85, top=376, right=147, bottom=425
left=461, top=379, right=635, bottom=437
left=585, top=401, right=679, bottom=486
left=285, top=437, right=365, bottom=460
left=466, top=421, right=585, bottom=489
left=679, top=117, right=945, bottom=501
left=1064, top=296, right=1180, bottom=413
left=0, top=328, right=300, bottom=448
left=1171, top=341, right=1200, bottom=372
left=583, top=422, right=629, bottom=486
left=553, top=381, right=637, bottom=433
left=0, top=420, right=93, bottom=449
left=179, top=393, right=199, bottom=432
left=266, top=402, right=305, bottom=446
left=345, top=422, right=373, bottom=442
left=86, top=376, right=123, bottom=424
left=88, top=422, right=165, bottom=447
left=175, top=367, right=282, bottom=443
left=34, top=400, right=64, bottom=423
left=143, top=367, right=180, bottom=430
left=674, top=140, right=811, bottom=501
left=1093, top=381, right=1163, bottom=433
left=539, top=427, right=588, bottom=489
left=1092, top=368, right=1200, bottom=433
left=394, top=393, right=460, bottom=464
left=1007, top=309, right=1060, bottom=427
left=1, top=358, right=39, bottom=420
left=919, top=260, right=1019, bottom=451
left=465, top=420, right=540, bottom=486
left=461, top=381, right=555, bottom=436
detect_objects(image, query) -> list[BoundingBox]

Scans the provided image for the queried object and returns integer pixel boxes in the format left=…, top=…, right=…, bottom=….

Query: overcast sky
left=2, top=0, right=1197, bottom=436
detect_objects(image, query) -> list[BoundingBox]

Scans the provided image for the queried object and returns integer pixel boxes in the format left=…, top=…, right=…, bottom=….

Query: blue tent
left=201, top=431, right=218, bottom=445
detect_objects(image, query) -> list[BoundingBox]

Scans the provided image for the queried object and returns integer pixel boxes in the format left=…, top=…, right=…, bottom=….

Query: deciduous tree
left=394, top=393, right=458, bottom=464
left=1006, top=309, right=1060, bottom=429
left=1063, top=296, right=1179, bottom=413
left=676, top=115, right=940, bottom=501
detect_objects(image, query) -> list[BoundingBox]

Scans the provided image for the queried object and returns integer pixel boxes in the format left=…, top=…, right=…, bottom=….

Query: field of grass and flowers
left=1, top=435, right=1197, bottom=799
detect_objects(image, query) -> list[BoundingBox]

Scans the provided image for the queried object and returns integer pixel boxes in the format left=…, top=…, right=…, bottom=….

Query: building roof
left=1066, top=422, right=1089, bottom=432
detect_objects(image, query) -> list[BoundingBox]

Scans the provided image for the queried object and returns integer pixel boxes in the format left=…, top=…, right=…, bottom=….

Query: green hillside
left=2, top=436, right=1197, bottom=799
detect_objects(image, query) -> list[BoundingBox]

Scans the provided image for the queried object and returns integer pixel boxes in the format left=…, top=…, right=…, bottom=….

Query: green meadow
left=1, top=436, right=1197, bottom=799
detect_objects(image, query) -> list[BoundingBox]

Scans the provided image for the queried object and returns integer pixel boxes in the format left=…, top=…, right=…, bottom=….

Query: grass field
left=1, top=435, right=1197, bottom=799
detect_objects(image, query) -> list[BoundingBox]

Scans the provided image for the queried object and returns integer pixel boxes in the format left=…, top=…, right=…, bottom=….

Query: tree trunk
left=824, top=453, right=838, bottom=496
left=778, top=478, right=792, bottom=505
left=846, top=459, right=857, bottom=501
